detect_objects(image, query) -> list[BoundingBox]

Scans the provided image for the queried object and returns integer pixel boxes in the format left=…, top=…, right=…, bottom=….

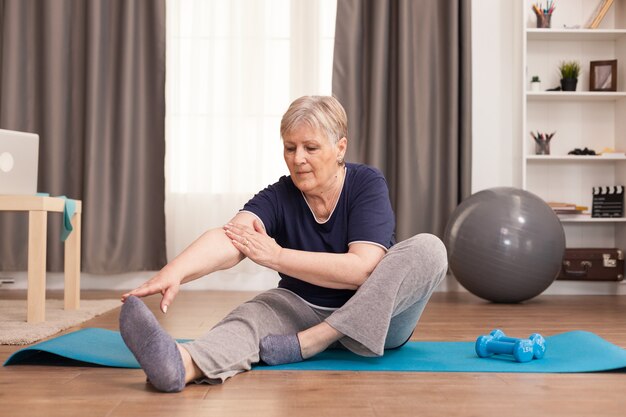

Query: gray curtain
left=0, top=0, right=167, bottom=273
left=333, top=0, right=472, bottom=241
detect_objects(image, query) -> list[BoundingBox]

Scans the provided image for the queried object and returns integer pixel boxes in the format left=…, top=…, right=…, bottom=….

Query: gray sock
left=259, top=334, right=304, bottom=366
left=119, top=296, right=185, bottom=392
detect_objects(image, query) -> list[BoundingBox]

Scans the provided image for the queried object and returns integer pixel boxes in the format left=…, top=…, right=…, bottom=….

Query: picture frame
left=590, top=60, right=617, bottom=91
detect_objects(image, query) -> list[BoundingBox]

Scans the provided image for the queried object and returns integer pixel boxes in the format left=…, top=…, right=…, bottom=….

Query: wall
left=471, top=0, right=522, bottom=193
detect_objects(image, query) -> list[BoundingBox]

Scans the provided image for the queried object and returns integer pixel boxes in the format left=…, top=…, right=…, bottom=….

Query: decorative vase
left=531, top=82, right=541, bottom=92
left=560, top=78, right=578, bottom=91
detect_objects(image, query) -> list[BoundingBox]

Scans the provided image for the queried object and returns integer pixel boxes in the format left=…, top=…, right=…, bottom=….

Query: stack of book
left=548, top=202, right=590, bottom=218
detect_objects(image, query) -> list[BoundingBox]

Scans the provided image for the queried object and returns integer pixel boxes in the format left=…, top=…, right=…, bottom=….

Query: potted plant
left=559, top=60, right=581, bottom=91
left=530, top=75, right=541, bottom=91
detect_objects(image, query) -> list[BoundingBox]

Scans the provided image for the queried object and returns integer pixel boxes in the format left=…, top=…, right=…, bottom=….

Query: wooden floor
left=1, top=289, right=626, bottom=417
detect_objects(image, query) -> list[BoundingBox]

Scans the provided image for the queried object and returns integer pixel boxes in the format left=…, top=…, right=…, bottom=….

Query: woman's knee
left=397, top=233, right=448, bottom=273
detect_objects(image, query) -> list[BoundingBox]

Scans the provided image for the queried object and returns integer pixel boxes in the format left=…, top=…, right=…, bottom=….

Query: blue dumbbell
left=475, top=335, right=534, bottom=362
left=489, top=329, right=546, bottom=359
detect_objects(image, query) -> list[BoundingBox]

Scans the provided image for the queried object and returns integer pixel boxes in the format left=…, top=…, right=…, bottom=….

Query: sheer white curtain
left=166, top=0, right=336, bottom=290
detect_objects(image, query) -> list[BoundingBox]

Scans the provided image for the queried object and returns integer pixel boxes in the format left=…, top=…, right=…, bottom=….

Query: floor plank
left=1, top=290, right=626, bottom=417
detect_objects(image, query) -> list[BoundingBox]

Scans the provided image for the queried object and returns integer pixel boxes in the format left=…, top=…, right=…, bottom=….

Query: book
left=587, top=0, right=614, bottom=29
left=600, top=152, right=626, bottom=157
left=548, top=202, right=589, bottom=215
left=554, top=210, right=589, bottom=215
left=557, top=212, right=592, bottom=220
left=547, top=202, right=588, bottom=211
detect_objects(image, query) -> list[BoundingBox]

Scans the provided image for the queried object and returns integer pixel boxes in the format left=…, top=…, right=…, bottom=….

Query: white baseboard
left=440, top=274, right=626, bottom=296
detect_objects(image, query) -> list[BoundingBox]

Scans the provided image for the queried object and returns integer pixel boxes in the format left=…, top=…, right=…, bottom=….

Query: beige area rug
left=0, top=299, right=121, bottom=345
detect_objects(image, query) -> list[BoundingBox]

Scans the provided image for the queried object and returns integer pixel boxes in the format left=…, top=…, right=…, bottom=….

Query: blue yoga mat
left=4, top=328, right=626, bottom=373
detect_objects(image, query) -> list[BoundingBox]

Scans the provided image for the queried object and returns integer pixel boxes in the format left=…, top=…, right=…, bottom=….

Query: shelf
left=527, top=28, right=626, bottom=41
left=559, top=216, right=626, bottom=223
left=526, top=155, right=626, bottom=161
left=521, top=0, right=626, bottom=249
left=527, top=92, right=626, bottom=102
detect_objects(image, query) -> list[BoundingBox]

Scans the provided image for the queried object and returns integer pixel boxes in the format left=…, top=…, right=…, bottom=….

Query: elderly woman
left=120, top=95, right=448, bottom=392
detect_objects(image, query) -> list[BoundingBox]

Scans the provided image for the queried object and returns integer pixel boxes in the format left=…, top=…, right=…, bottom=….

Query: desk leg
left=28, top=210, right=47, bottom=323
left=64, top=211, right=81, bottom=310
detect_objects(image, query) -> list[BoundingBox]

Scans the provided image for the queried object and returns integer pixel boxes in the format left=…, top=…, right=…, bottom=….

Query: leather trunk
left=557, top=248, right=624, bottom=281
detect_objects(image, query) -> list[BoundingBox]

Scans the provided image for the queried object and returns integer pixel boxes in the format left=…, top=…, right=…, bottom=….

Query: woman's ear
left=337, top=136, right=347, bottom=157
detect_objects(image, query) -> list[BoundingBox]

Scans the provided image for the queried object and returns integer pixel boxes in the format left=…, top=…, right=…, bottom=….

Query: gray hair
left=280, top=96, right=348, bottom=145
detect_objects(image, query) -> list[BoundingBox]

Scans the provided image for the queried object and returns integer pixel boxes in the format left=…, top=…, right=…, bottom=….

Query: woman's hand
left=224, top=219, right=282, bottom=270
left=121, top=270, right=181, bottom=314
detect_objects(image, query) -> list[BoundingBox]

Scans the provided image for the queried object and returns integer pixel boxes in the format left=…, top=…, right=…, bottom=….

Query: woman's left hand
left=224, top=219, right=282, bottom=270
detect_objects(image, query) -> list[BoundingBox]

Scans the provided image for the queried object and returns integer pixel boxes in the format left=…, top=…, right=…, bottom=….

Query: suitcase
left=557, top=248, right=624, bottom=281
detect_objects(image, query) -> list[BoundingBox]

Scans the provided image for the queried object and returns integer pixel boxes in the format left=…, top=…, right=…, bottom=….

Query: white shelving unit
left=522, top=0, right=626, bottom=248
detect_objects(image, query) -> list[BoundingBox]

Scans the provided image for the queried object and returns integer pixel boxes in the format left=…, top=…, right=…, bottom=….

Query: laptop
left=0, top=129, right=39, bottom=195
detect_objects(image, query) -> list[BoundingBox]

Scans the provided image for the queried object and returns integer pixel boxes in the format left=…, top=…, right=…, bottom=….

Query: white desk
left=0, top=195, right=82, bottom=323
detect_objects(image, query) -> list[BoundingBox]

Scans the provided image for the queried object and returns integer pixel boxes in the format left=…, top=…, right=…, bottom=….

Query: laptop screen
left=0, top=129, right=39, bottom=195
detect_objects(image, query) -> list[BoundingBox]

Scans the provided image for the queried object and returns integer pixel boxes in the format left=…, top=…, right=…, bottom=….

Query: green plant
left=531, top=75, right=541, bottom=83
left=559, top=60, right=581, bottom=80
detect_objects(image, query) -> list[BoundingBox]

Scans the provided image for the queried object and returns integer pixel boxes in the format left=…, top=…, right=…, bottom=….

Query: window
left=166, top=0, right=337, bottom=195
left=164, top=0, right=336, bottom=287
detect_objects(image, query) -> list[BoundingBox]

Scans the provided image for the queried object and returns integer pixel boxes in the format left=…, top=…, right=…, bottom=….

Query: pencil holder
left=535, top=141, right=550, bottom=155
left=531, top=131, right=555, bottom=155
left=536, top=13, right=551, bottom=28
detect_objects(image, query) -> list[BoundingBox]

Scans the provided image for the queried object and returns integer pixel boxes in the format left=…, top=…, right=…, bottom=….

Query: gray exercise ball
left=443, top=187, right=565, bottom=303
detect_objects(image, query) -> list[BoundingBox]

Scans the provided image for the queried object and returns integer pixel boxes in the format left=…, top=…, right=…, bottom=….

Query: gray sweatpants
left=184, top=233, right=448, bottom=383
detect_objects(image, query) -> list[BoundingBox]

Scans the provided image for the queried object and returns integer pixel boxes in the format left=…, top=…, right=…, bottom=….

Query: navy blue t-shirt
left=242, top=162, right=396, bottom=308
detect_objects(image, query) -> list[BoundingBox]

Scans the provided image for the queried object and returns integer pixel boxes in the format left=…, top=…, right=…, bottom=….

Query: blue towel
left=4, top=328, right=626, bottom=373
left=35, top=193, right=76, bottom=241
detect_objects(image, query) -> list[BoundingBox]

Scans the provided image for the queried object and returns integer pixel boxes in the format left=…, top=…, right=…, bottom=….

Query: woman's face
left=283, top=124, right=346, bottom=195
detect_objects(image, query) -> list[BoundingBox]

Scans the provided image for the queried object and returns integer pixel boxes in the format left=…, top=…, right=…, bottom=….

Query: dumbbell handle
left=485, top=340, right=518, bottom=355
left=476, top=336, right=534, bottom=362
left=490, top=329, right=546, bottom=359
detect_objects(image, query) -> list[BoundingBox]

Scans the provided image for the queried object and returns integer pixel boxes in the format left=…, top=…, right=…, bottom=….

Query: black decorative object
left=592, top=186, right=624, bottom=218
left=568, top=147, right=597, bottom=155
